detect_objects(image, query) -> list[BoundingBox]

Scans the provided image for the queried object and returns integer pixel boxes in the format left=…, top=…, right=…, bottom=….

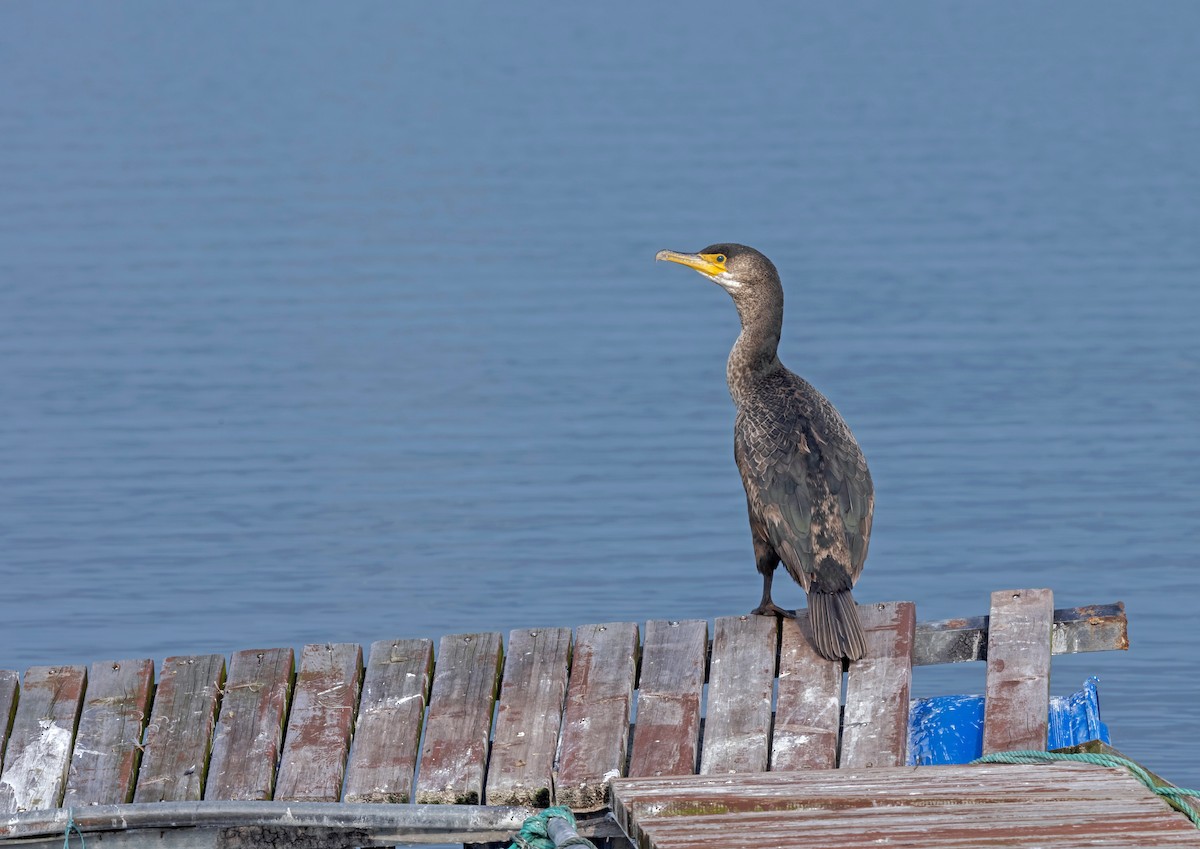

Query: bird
left=656, top=244, right=874, bottom=661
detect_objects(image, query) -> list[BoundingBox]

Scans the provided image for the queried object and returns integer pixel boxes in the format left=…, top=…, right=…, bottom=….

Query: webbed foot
left=751, top=602, right=795, bottom=619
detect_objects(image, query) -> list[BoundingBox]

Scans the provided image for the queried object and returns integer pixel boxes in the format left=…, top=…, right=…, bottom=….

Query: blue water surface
left=2, top=2, right=1198, bottom=787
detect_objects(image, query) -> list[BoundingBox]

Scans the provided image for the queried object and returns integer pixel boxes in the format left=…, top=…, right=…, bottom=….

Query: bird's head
left=655, top=244, right=781, bottom=302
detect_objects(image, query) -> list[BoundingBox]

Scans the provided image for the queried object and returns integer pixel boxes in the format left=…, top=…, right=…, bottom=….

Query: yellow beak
left=655, top=250, right=726, bottom=278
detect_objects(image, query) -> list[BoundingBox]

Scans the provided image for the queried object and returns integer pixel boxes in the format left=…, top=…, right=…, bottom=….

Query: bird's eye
left=716, top=254, right=727, bottom=263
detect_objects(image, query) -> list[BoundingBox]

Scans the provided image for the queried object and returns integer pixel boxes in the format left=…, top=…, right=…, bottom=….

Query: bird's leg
left=750, top=539, right=794, bottom=619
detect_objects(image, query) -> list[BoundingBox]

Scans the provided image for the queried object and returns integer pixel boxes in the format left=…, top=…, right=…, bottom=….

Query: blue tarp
left=907, top=676, right=1110, bottom=766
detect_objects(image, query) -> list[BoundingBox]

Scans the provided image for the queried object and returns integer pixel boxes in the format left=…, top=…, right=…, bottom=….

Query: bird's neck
left=727, top=295, right=784, bottom=408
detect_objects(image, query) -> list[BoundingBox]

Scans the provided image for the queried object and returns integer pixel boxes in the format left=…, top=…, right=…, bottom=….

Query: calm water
left=3, top=2, right=1199, bottom=787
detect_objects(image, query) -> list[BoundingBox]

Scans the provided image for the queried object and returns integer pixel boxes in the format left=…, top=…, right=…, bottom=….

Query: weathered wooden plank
left=0, top=665, right=87, bottom=813
left=415, top=632, right=503, bottom=805
left=626, top=800, right=1200, bottom=849
left=0, top=671, right=18, bottom=765
left=627, top=620, right=707, bottom=779
left=486, top=627, right=572, bottom=806
left=772, top=612, right=841, bottom=771
left=615, top=762, right=1199, bottom=814
left=343, top=638, right=434, bottom=804
left=274, top=643, right=363, bottom=802
left=913, top=601, right=1127, bottom=664
left=613, top=763, right=1200, bottom=849
left=63, top=659, right=155, bottom=806
left=204, top=648, right=294, bottom=801
left=134, top=654, right=226, bottom=803
left=554, top=622, right=639, bottom=811
left=699, top=615, right=776, bottom=775
left=983, top=588, right=1053, bottom=754
left=840, top=601, right=915, bottom=769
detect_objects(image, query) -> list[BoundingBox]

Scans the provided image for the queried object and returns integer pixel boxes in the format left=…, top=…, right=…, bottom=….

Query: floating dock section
left=1, top=588, right=1185, bottom=848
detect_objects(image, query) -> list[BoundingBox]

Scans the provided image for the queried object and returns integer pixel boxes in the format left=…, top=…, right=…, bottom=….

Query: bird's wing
left=735, top=400, right=873, bottom=590
left=823, top=424, right=874, bottom=582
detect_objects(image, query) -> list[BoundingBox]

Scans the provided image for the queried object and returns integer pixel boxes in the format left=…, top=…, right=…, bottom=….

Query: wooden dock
left=612, top=763, right=1200, bottom=848
left=0, top=588, right=1164, bottom=848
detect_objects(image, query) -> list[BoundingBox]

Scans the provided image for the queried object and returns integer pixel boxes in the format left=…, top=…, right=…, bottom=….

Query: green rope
left=62, top=809, right=85, bottom=849
left=973, top=750, right=1200, bottom=828
left=506, top=806, right=596, bottom=849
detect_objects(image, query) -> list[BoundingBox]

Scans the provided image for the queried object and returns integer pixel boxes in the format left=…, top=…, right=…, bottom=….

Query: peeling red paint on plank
left=275, top=643, right=363, bottom=802
left=204, top=648, right=294, bottom=801
left=134, top=654, right=226, bottom=803
left=983, top=588, right=1053, bottom=754
left=342, top=638, right=433, bottom=804
left=628, top=619, right=707, bottom=779
left=416, top=632, right=503, bottom=805
left=64, top=659, right=155, bottom=806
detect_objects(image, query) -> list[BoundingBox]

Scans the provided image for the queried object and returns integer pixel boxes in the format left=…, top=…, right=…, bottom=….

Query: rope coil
left=506, top=806, right=597, bottom=849
left=973, top=750, right=1200, bottom=828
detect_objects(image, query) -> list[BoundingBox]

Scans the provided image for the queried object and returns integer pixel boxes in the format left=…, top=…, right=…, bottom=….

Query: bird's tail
left=808, top=589, right=866, bottom=661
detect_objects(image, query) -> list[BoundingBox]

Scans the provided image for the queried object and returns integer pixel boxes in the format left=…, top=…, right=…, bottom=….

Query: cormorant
left=656, top=244, right=873, bottom=661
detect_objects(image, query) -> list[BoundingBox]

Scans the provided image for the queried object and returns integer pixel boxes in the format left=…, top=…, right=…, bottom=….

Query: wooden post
left=983, top=588, right=1053, bottom=754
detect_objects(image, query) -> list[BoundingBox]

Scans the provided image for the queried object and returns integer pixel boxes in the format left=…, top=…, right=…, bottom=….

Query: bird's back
left=734, top=367, right=874, bottom=587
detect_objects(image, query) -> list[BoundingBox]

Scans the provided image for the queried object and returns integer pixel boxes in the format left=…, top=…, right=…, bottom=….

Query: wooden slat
left=0, top=666, right=87, bottom=813
left=343, top=638, right=433, bottom=804
left=613, top=764, right=1200, bottom=849
left=554, top=622, right=639, bottom=811
left=627, top=619, right=708, bottom=778
left=614, top=763, right=1200, bottom=816
left=625, top=800, right=1200, bottom=849
left=415, top=632, right=503, bottom=805
left=274, top=643, right=363, bottom=802
left=204, top=648, right=294, bottom=801
left=134, top=654, right=226, bottom=803
left=840, top=601, right=915, bottom=769
left=772, top=613, right=842, bottom=770
left=914, top=601, right=1127, bottom=664
left=699, top=615, right=776, bottom=775
left=983, top=588, right=1053, bottom=754
left=63, top=659, right=155, bottom=806
left=0, top=671, right=18, bottom=764
left=486, top=627, right=573, bottom=806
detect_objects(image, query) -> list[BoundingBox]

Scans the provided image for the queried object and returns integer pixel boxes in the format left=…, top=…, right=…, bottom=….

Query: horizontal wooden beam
left=0, top=801, right=532, bottom=847
left=0, top=801, right=626, bottom=848
left=913, top=602, right=1127, bottom=665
